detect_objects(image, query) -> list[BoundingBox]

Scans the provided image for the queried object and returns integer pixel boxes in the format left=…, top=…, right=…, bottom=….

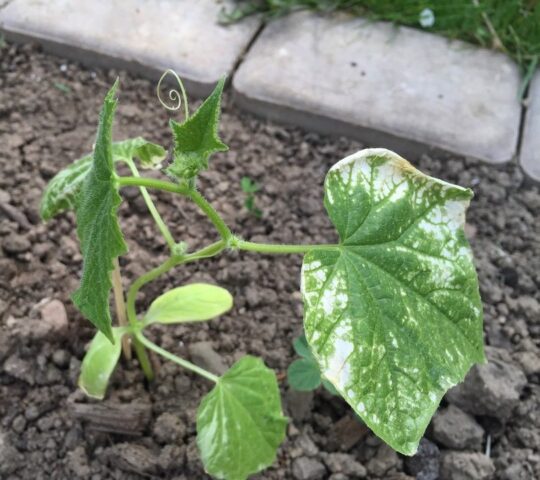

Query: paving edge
left=0, top=28, right=217, bottom=98
left=233, top=87, right=517, bottom=167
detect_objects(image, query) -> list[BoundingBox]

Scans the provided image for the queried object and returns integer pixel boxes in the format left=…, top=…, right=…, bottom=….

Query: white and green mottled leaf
left=144, top=283, right=233, bottom=325
left=79, top=327, right=126, bottom=399
left=197, top=356, right=287, bottom=480
left=40, top=137, right=166, bottom=220
left=301, top=148, right=484, bottom=455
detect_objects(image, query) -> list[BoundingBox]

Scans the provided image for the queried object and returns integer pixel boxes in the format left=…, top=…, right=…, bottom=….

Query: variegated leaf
left=301, top=148, right=484, bottom=455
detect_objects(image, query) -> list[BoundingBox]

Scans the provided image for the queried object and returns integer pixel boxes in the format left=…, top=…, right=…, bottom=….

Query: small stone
left=0, top=429, right=23, bottom=475
left=102, top=443, right=159, bottom=474
left=295, top=434, right=319, bottom=457
left=158, top=444, right=185, bottom=470
left=188, top=341, right=227, bottom=375
left=432, top=405, right=484, bottom=450
left=513, top=351, right=540, bottom=376
left=3, top=354, right=34, bottom=384
left=2, top=233, right=31, bottom=254
left=11, top=415, right=26, bottom=434
left=405, top=438, right=440, bottom=480
left=67, top=446, right=91, bottom=478
left=440, top=452, right=495, bottom=480
left=323, top=452, right=367, bottom=477
left=52, top=349, right=70, bottom=369
left=516, top=296, right=540, bottom=319
left=326, top=413, right=369, bottom=451
left=292, top=457, right=327, bottom=480
left=39, top=299, right=68, bottom=332
left=366, top=444, right=402, bottom=477
left=285, top=389, right=314, bottom=421
left=152, top=412, right=186, bottom=444
left=446, top=346, right=527, bottom=420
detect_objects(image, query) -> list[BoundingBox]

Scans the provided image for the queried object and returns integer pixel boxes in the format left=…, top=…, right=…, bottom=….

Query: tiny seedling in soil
left=40, top=71, right=485, bottom=479
left=240, top=176, right=262, bottom=217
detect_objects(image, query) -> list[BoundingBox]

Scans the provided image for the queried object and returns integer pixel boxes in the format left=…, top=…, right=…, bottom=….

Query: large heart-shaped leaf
left=301, top=148, right=484, bottom=455
left=197, top=356, right=287, bottom=480
left=71, top=80, right=128, bottom=342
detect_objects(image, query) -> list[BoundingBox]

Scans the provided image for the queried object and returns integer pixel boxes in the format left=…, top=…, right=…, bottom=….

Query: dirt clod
left=440, top=451, right=495, bottom=480
left=432, top=405, right=485, bottom=450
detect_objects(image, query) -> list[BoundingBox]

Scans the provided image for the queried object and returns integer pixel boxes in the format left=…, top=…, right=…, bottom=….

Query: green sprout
left=240, top=176, right=262, bottom=218
left=40, top=72, right=485, bottom=479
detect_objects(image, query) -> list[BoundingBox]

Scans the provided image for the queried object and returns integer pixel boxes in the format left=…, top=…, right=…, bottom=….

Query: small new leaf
left=287, top=358, right=321, bottom=391
left=197, top=356, right=287, bottom=480
left=71, top=80, right=128, bottom=342
left=166, top=78, right=228, bottom=181
left=79, top=327, right=125, bottom=399
left=144, top=283, right=233, bottom=325
left=293, top=334, right=314, bottom=360
left=302, top=148, right=484, bottom=455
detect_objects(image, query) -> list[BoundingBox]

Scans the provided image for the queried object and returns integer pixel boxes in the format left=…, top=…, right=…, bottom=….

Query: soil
left=1, top=42, right=539, bottom=480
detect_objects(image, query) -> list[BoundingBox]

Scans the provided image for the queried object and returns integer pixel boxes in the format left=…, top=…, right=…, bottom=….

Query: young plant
left=41, top=73, right=484, bottom=479
left=240, top=176, right=262, bottom=217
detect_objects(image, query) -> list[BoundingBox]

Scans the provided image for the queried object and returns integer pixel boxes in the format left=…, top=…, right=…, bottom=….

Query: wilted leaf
left=71, top=80, right=128, bottom=342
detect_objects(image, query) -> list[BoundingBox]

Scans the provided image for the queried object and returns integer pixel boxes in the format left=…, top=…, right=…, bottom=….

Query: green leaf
left=71, top=80, right=128, bottom=342
left=287, top=358, right=321, bottom=391
left=197, top=356, right=287, bottom=480
left=301, top=148, right=484, bottom=455
left=241, top=176, right=260, bottom=193
left=166, top=78, right=228, bottom=181
left=321, top=378, right=338, bottom=395
left=134, top=142, right=167, bottom=169
left=112, top=137, right=167, bottom=169
left=40, top=137, right=165, bottom=220
left=144, top=283, right=233, bottom=325
left=293, top=334, right=314, bottom=360
left=40, top=153, right=93, bottom=220
left=79, top=327, right=125, bottom=399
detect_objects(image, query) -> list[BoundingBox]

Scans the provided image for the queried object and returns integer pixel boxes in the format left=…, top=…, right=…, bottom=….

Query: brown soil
left=1, top=42, right=539, bottom=480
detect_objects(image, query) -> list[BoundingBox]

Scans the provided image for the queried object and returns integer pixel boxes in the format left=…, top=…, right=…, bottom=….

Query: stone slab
left=520, top=70, right=540, bottom=182
left=0, top=0, right=261, bottom=97
left=234, top=12, right=522, bottom=164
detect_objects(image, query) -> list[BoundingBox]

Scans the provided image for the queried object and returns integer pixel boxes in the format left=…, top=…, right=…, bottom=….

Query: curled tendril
left=156, top=69, right=189, bottom=120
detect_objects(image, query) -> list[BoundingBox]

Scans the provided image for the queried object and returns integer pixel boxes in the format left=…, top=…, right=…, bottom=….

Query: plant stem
left=111, top=258, right=131, bottom=360
left=125, top=161, right=176, bottom=251
left=234, top=239, right=339, bottom=254
left=118, top=176, right=233, bottom=242
left=124, top=241, right=226, bottom=380
left=188, top=188, right=233, bottom=241
left=136, top=332, right=219, bottom=383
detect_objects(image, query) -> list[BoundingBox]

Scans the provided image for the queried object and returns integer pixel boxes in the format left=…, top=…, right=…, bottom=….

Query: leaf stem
left=136, top=332, right=219, bottom=383
left=125, top=160, right=176, bottom=251
left=111, top=258, right=132, bottom=360
left=233, top=239, right=339, bottom=254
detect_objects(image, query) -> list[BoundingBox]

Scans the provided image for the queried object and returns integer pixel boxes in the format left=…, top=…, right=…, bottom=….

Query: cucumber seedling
left=240, top=176, right=262, bottom=218
left=41, top=72, right=484, bottom=479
